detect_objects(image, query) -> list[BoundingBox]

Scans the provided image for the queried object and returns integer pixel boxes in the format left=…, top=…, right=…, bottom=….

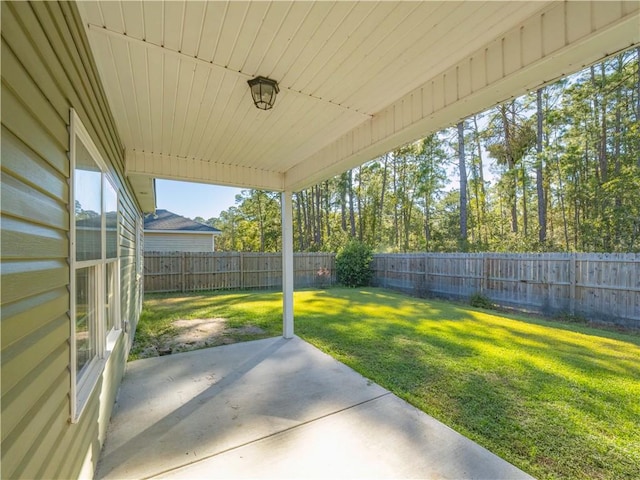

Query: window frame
left=135, top=216, right=144, bottom=320
left=69, top=109, right=121, bottom=422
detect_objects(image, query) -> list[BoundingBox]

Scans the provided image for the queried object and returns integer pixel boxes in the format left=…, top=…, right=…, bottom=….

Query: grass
left=135, top=287, right=640, bottom=480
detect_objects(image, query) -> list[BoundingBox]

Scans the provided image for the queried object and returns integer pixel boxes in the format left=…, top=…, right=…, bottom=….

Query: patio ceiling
left=77, top=1, right=640, bottom=212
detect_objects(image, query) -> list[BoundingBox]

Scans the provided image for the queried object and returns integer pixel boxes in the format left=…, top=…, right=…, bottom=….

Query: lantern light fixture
left=247, top=76, right=280, bottom=110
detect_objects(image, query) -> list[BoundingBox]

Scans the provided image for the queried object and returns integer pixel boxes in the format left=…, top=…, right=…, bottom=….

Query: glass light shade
left=248, top=76, right=280, bottom=110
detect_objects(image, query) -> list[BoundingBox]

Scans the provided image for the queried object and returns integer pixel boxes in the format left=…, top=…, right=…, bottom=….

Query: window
left=70, top=110, right=120, bottom=422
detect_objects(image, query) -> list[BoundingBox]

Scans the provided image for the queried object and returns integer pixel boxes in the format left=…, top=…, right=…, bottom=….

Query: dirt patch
left=173, top=318, right=228, bottom=343
left=138, top=318, right=266, bottom=359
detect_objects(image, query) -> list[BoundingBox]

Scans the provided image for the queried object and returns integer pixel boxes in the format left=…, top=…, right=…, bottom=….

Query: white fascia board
left=128, top=174, right=156, bottom=213
left=285, top=3, right=640, bottom=192
left=127, top=150, right=285, bottom=191
left=144, top=230, right=220, bottom=235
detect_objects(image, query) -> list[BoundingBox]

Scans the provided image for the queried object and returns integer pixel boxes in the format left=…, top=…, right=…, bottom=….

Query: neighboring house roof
left=75, top=211, right=118, bottom=229
left=144, top=209, right=221, bottom=233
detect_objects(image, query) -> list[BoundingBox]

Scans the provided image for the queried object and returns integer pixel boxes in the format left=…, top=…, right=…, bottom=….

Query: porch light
left=247, top=76, right=280, bottom=110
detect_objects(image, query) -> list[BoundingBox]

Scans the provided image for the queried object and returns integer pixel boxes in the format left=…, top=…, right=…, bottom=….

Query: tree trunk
left=356, top=167, right=363, bottom=242
left=340, top=173, right=348, bottom=232
left=522, top=162, right=528, bottom=238
left=393, top=159, right=399, bottom=248
left=637, top=47, right=640, bottom=169
left=295, top=193, right=304, bottom=251
left=378, top=154, right=388, bottom=244
left=457, top=121, right=468, bottom=250
left=472, top=115, right=488, bottom=245
left=315, top=185, right=322, bottom=246
left=348, top=169, right=356, bottom=238
left=401, top=157, right=414, bottom=252
left=598, top=63, right=608, bottom=185
left=306, top=190, right=313, bottom=249
left=613, top=56, right=623, bottom=245
left=471, top=162, right=480, bottom=246
left=424, top=192, right=431, bottom=250
left=308, top=187, right=314, bottom=248
left=536, top=88, right=547, bottom=245
left=324, top=180, right=331, bottom=239
left=598, top=62, right=610, bottom=249
left=256, top=192, right=265, bottom=252
left=554, top=150, right=570, bottom=250
left=500, top=103, right=518, bottom=233
left=301, top=192, right=308, bottom=251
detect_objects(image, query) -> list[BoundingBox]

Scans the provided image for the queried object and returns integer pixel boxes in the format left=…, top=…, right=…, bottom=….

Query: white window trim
left=69, top=109, right=122, bottom=422
left=136, top=216, right=144, bottom=321
left=104, top=174, right=121, bottom=348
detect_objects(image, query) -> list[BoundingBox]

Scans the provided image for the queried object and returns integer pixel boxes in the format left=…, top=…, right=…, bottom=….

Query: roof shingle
left=144, top=210, right=221, bottom=232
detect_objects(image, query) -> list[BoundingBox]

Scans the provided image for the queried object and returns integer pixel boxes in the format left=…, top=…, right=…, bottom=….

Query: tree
left=415, top=135, right=446, bottom=250
left=457, top=121, right=468, bottom=250
left=347, top=169, right=357, bottom=238
left=485, top=100, right=536, bottom=236
left=209, top=49, right=639, bottom=254
left=470, top=114, right=488, bottom=246
left=536, top=88, right=547, bottom=245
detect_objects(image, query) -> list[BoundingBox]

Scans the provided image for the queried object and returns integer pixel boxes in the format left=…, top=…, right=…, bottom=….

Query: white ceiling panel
left=121, top=2, right=145, bottom=40
left=142, top=1, right=164, bottom=46
left=76, top=1, right=639, bottom=212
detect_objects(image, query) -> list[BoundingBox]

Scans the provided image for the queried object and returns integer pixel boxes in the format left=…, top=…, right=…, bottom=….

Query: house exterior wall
left=144, top=232, right=216, bottom=253
left=1, top=2, right=143, bottom=479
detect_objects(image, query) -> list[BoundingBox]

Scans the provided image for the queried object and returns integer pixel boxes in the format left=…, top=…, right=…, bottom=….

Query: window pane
left=105, top=261, right=117, bottom=332
left=105, top=179, right=118, bottom=259
left=75, top=139, right=102, bottom=261
left=76, top=266, right=98, bottom=379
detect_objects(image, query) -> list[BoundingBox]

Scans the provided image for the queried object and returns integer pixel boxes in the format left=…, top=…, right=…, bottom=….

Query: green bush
left=336, top=240, right=373, bottom=287
left=469, top=292, right=494, bottom=310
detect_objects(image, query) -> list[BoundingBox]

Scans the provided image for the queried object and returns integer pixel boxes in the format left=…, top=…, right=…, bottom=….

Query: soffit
left=78, top=2, right=545, bottom=184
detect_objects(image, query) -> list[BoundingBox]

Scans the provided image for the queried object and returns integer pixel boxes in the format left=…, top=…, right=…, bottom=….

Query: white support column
left=281, top=191, right=294, bottom=339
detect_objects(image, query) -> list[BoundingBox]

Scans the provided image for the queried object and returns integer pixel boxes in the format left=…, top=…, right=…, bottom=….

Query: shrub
left=469, top=292, right=494, bottom=310
left=336, top=240, right=373, bottom=287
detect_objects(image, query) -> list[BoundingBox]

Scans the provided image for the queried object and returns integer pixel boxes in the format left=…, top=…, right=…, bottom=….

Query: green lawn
left=135, top=287, right=640, bottom=480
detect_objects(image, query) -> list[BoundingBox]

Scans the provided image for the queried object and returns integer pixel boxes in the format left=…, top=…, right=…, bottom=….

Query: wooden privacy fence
left=372, top=253, right=640, bottom=328
left=144, top=252, right=335, bottom=293
left=145, top=251, right=638, bottom=328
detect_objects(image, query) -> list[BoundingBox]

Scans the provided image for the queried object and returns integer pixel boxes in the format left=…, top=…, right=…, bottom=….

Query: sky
left=155, top=179, right=243, bottom=221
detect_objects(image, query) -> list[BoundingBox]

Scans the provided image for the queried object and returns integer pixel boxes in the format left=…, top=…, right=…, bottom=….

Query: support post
left=281, top=191, right=294, bottom=339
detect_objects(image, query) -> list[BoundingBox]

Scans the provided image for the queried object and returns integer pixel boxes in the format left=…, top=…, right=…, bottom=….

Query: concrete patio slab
left=96, top=336, right=533, bottom=480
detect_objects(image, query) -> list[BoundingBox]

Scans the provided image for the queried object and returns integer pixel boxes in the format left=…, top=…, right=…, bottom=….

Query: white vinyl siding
left=144, top=232, right=216, bottom=252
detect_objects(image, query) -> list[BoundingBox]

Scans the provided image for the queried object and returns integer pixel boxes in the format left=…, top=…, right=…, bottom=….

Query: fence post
left=425, top=254, right=431, bottom=291
left=383, top=255, right=388, bottom=288
left=423, top=253, right=428, bottom=293
left=239, top=252, right=244, bottom=290
left=483, top=253, right=489, bottom=294
left=569, top=253, right=576, bottom=315
left=181, top=252, right=186, bottom=293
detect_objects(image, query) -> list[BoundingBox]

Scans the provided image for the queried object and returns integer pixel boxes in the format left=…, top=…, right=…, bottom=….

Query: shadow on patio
left=96, top=336, right=532, bottom=479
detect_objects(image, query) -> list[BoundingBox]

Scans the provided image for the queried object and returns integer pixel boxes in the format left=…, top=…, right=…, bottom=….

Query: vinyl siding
left=145, top=232, right=216, bottom=252
left=1, top=2, right=143, bottom=478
